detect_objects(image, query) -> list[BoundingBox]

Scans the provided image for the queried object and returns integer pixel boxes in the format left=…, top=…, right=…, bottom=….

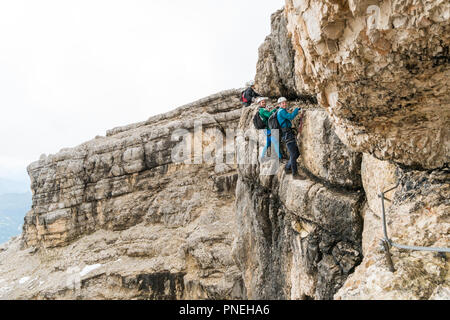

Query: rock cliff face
left=233, top=105, right=365, bottom=299
left=336, top=162, right=449, bottom=299
left=0, top=1, right=448, bottom=300
left=255, top=9, right=297, bottom=99
left=257, top=1, right=449, bottom=169
left=252, top=0, right=449, bottom=299
left=23, top=90, right=242, bottom=249
left=0, top=90, right=246, bottom=299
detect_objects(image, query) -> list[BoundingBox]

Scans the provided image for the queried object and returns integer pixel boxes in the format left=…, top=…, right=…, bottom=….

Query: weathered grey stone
left=0, top=90, right=246, bottom=300
left=300, top=109, right=362, bottom=188
left=361, top=153, right=398, bottom=216
left=261, top=0, right=450, bottom=169
left=336, top=167, right=450, bottom=300
left=233, top=101, right=364, bottom=300
left=1, top=3, right=448, bottom=301
left=255, top=9, right=297, bottom=98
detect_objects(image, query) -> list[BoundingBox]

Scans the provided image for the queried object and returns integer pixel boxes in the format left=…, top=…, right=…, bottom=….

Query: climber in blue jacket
left=276, top=97, right=300, bottom=177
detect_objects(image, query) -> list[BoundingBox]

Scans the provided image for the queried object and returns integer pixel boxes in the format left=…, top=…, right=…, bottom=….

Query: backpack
left=268, top=108, right=281, bottom=130
left=253, top=109, right=266, bottom=130
left=240, top=90, right=248, bottom=103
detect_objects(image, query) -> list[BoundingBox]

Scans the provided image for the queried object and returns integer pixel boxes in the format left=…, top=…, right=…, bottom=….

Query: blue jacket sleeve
left=279, top=108, right=299, bottom=121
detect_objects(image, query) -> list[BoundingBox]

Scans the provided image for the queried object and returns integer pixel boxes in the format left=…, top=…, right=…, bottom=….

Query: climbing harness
left=378, top=182, right=450, bottom=272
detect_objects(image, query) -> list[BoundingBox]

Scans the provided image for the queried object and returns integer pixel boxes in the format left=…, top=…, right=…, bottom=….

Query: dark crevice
left=298, top=165, right=363, bottom=194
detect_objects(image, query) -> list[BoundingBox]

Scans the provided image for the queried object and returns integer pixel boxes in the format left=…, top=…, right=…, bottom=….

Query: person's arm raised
left=283, top=107, right=299, bottom=120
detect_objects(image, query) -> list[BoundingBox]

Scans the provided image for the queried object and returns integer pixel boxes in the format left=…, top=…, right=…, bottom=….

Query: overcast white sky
left=0, top=0, right=283, bottom=183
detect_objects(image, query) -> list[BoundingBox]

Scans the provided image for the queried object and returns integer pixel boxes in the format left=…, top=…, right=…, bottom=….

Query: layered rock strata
left=0, top=90, right=246, bottom=299
left=1, top=1, right=449, bottom=300
left=337, top=161, right=449, bottom=299
left=232, top=104, right=365, bottom=299
left=257, top=1, right=449, bottom=169
left=252, top=1, right=449, bottom=299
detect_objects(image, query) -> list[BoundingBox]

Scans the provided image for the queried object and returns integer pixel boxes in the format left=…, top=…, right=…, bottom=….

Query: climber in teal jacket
left=258, top=98, right=281, bottom=160
left=276, top=97, right=300, bottom=177
left=277, top=103, right=299, bottom=129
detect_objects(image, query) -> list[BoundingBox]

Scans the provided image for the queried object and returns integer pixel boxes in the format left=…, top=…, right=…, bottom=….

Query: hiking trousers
left=261, top=129, right=281, bottom=159
left=282, top=128, right=299, bottom=174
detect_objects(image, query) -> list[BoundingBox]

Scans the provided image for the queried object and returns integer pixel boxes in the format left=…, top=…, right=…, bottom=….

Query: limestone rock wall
left=0, top=90, right=246, bottom=299
left=232, top=103, right=365, bottom=300
left=256, top=0, right=449, bottom=169
left=1, top=2, right=448, bottom=301
left=255, top=9, right=297, bottom=98
left=23, top=89, right=242, bottom=248
left=233, top=105, right=448, bottom=301
left=240, top=0, right=449, bottom=299
left=300, top=109, right=362, bottom=189
left=336, top=164, right=449, bottom=299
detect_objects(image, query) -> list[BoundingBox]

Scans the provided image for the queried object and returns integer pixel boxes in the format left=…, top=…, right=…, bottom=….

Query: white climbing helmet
left=277, top=97, right=287, bottom=104
left=256, top=97, right=268, bottom=104
left=246, top=80, right=255, bottom=87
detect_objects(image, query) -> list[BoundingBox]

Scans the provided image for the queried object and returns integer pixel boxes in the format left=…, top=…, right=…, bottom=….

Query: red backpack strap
left=242, top=92, right=248, bottom=103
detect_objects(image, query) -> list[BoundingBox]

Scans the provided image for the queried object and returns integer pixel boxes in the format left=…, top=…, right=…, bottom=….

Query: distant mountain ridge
left=0, top=192, right=32, bottom=244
